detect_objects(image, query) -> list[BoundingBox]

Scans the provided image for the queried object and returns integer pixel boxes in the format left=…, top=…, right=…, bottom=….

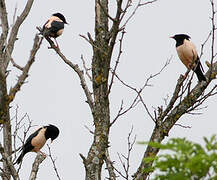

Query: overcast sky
left=1, top=0, right=216, bottom=179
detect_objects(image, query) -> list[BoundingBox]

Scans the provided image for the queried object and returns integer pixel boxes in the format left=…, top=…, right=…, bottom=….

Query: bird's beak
left=51, top=140, right=53, bottom=143
left=170, top=36, right=174, bottom=39
left=65, top=22, right=69, bottom=25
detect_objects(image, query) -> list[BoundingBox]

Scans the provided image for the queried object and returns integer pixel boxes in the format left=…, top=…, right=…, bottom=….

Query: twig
left=84, top=125, right=94, bottom=134
left=0, top=0, right=9, bottom=51
left=108, top=29, right=126, bottom=95
left=120, top=0, right=158, bottom=30
left=0, top=143, right=20, bottom=180
left=186, top=84, right=217, bottom=113
left=112, top=58, right=171, bottom=124
left=79, top=33, right=104, bottom=53
left=175, top=123, right=191, bottom=129
left=47, top=144, right=61, bottom=180
left=11, top=3, right=18, bottom=27
left=6, top=0, right=35, bottom=68
left=209, top=0, right=216, bottom=79
left=6, top=49, right=24, bottom=71
left=199, top=31, right=212, bottom=59
left=37, top=27, right=94, bottom=112
left=8, top=34, right=43, bottom=103
left=157, top=72, right=188, bottom=123
left=14, top=112, right=35, bottom=173
left=139, top=0, right=158, bottom=6
left=81, top=55, right=92, bottom=81
left=104, top=149, right=117, bottom=180
left=114, top=126, right=136, bottom=179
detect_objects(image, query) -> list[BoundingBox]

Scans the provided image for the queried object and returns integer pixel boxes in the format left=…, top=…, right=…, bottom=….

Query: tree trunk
left=83, top=0, right=111, bottom=179
left=0, top=65, right=12, bottom=180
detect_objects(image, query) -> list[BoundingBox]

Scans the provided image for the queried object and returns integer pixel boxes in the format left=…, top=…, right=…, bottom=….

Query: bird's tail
left=194, top=62, right=206, bottom=82
left=15, top=152, right=25, bottom=164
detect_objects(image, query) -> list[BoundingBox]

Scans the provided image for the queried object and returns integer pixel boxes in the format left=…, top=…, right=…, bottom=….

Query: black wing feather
left=15, top=128, right=42, bottom=164
left=50, top=21, right=64, bottom=33
left=42, top=21, right=64, bottom=38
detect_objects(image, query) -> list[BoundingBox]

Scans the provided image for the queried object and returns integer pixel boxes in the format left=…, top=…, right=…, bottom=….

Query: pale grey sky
left=2, top=0, right=216, bottom=179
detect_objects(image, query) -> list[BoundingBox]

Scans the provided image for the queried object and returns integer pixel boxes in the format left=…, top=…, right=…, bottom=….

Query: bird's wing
left=50, top=21, right=64, bottom=33
left=22, top=128, right=42, bottom=152
left=15, top=127, right=43, bottom=164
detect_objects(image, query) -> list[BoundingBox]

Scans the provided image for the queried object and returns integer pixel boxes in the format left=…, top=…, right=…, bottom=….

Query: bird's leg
left=47, top=38, right=59, bottom=49
left=54, top=38, right=59, bottom=49
left=39, top=151, right=47, bottom=157
left=183, top=72, right=188, bottom=78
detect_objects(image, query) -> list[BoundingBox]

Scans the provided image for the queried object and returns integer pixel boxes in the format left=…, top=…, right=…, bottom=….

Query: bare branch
left=37, top=27, right=94, bottom=112
left=209, top=0, right=216, bottom=79
left=11, top=3, right=18, bottom=27
left=8, top=34, right=43, bottom=103
left=114, top=127, right=136, bottom=179
left=157, top=71, right=189, bottom=123
left=108, top=30, right=126, bottom=95
left=139, top=0, right=158, bottom=6
left=84, top=125, right=94, bottom=134
left=79, top=33, right=104, bottom=53
left=29, top=153, right=46, bottom=180
left=186, top=84, right=217, bottom=113
left=0, top=0, right=9, bottom=50
left=110, top=90, right=140, bottom=126
left=81, top=55, right=92, bottom=81
left=0, top=143, right=20, bottom=180
left=107, top=0, right=124, bottom=57
left=6, top=49, right=24, bottom=71
left=199, top=31, right=212, bottom=59
left=11, top=108, right=35, bottom=173
left=175, top=123, right=191, bottom=129
left=47, top=144, right=61, bottom=180
left=104, top=149, right=117, bottom=180
left=6, top=0, right=35, bottom=68
left=120, top=0, right=158, bottom=30
left=112, top=58, right=171, bottom=124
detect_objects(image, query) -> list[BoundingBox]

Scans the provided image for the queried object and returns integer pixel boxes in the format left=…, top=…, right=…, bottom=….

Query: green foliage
left=142, top=135, right=217, bottom=180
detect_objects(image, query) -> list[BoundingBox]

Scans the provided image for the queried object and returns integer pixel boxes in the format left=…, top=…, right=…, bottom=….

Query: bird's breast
left=176, top=40, right=198, bottom=69
left=31, top=128, right=47, bottom=152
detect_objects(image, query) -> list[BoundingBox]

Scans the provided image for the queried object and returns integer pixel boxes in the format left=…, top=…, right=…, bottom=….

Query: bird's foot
left=39, top=151, right=47, bottom=157
left=47, top=44, right=59, bottom=49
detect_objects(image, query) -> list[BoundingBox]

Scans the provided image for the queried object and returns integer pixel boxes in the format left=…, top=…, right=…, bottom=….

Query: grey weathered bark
left=29, top=153, right=46, bottom=180
left=83, top=0, right=110, bottom=179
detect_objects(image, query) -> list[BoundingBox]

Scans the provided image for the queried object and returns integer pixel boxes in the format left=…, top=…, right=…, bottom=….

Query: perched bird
left=42, top=13, right=68, bottom=48
left=171, top=34, right=206, bottom=82
left=15, top=124, right=59, bottom=164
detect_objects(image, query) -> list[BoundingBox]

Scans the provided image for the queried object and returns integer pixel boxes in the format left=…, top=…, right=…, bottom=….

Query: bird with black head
left=42, top=13, right=68, bottom=48
left=171, top=34, right=206, bottom=82
left=15, top=124, right=59, bottom=164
